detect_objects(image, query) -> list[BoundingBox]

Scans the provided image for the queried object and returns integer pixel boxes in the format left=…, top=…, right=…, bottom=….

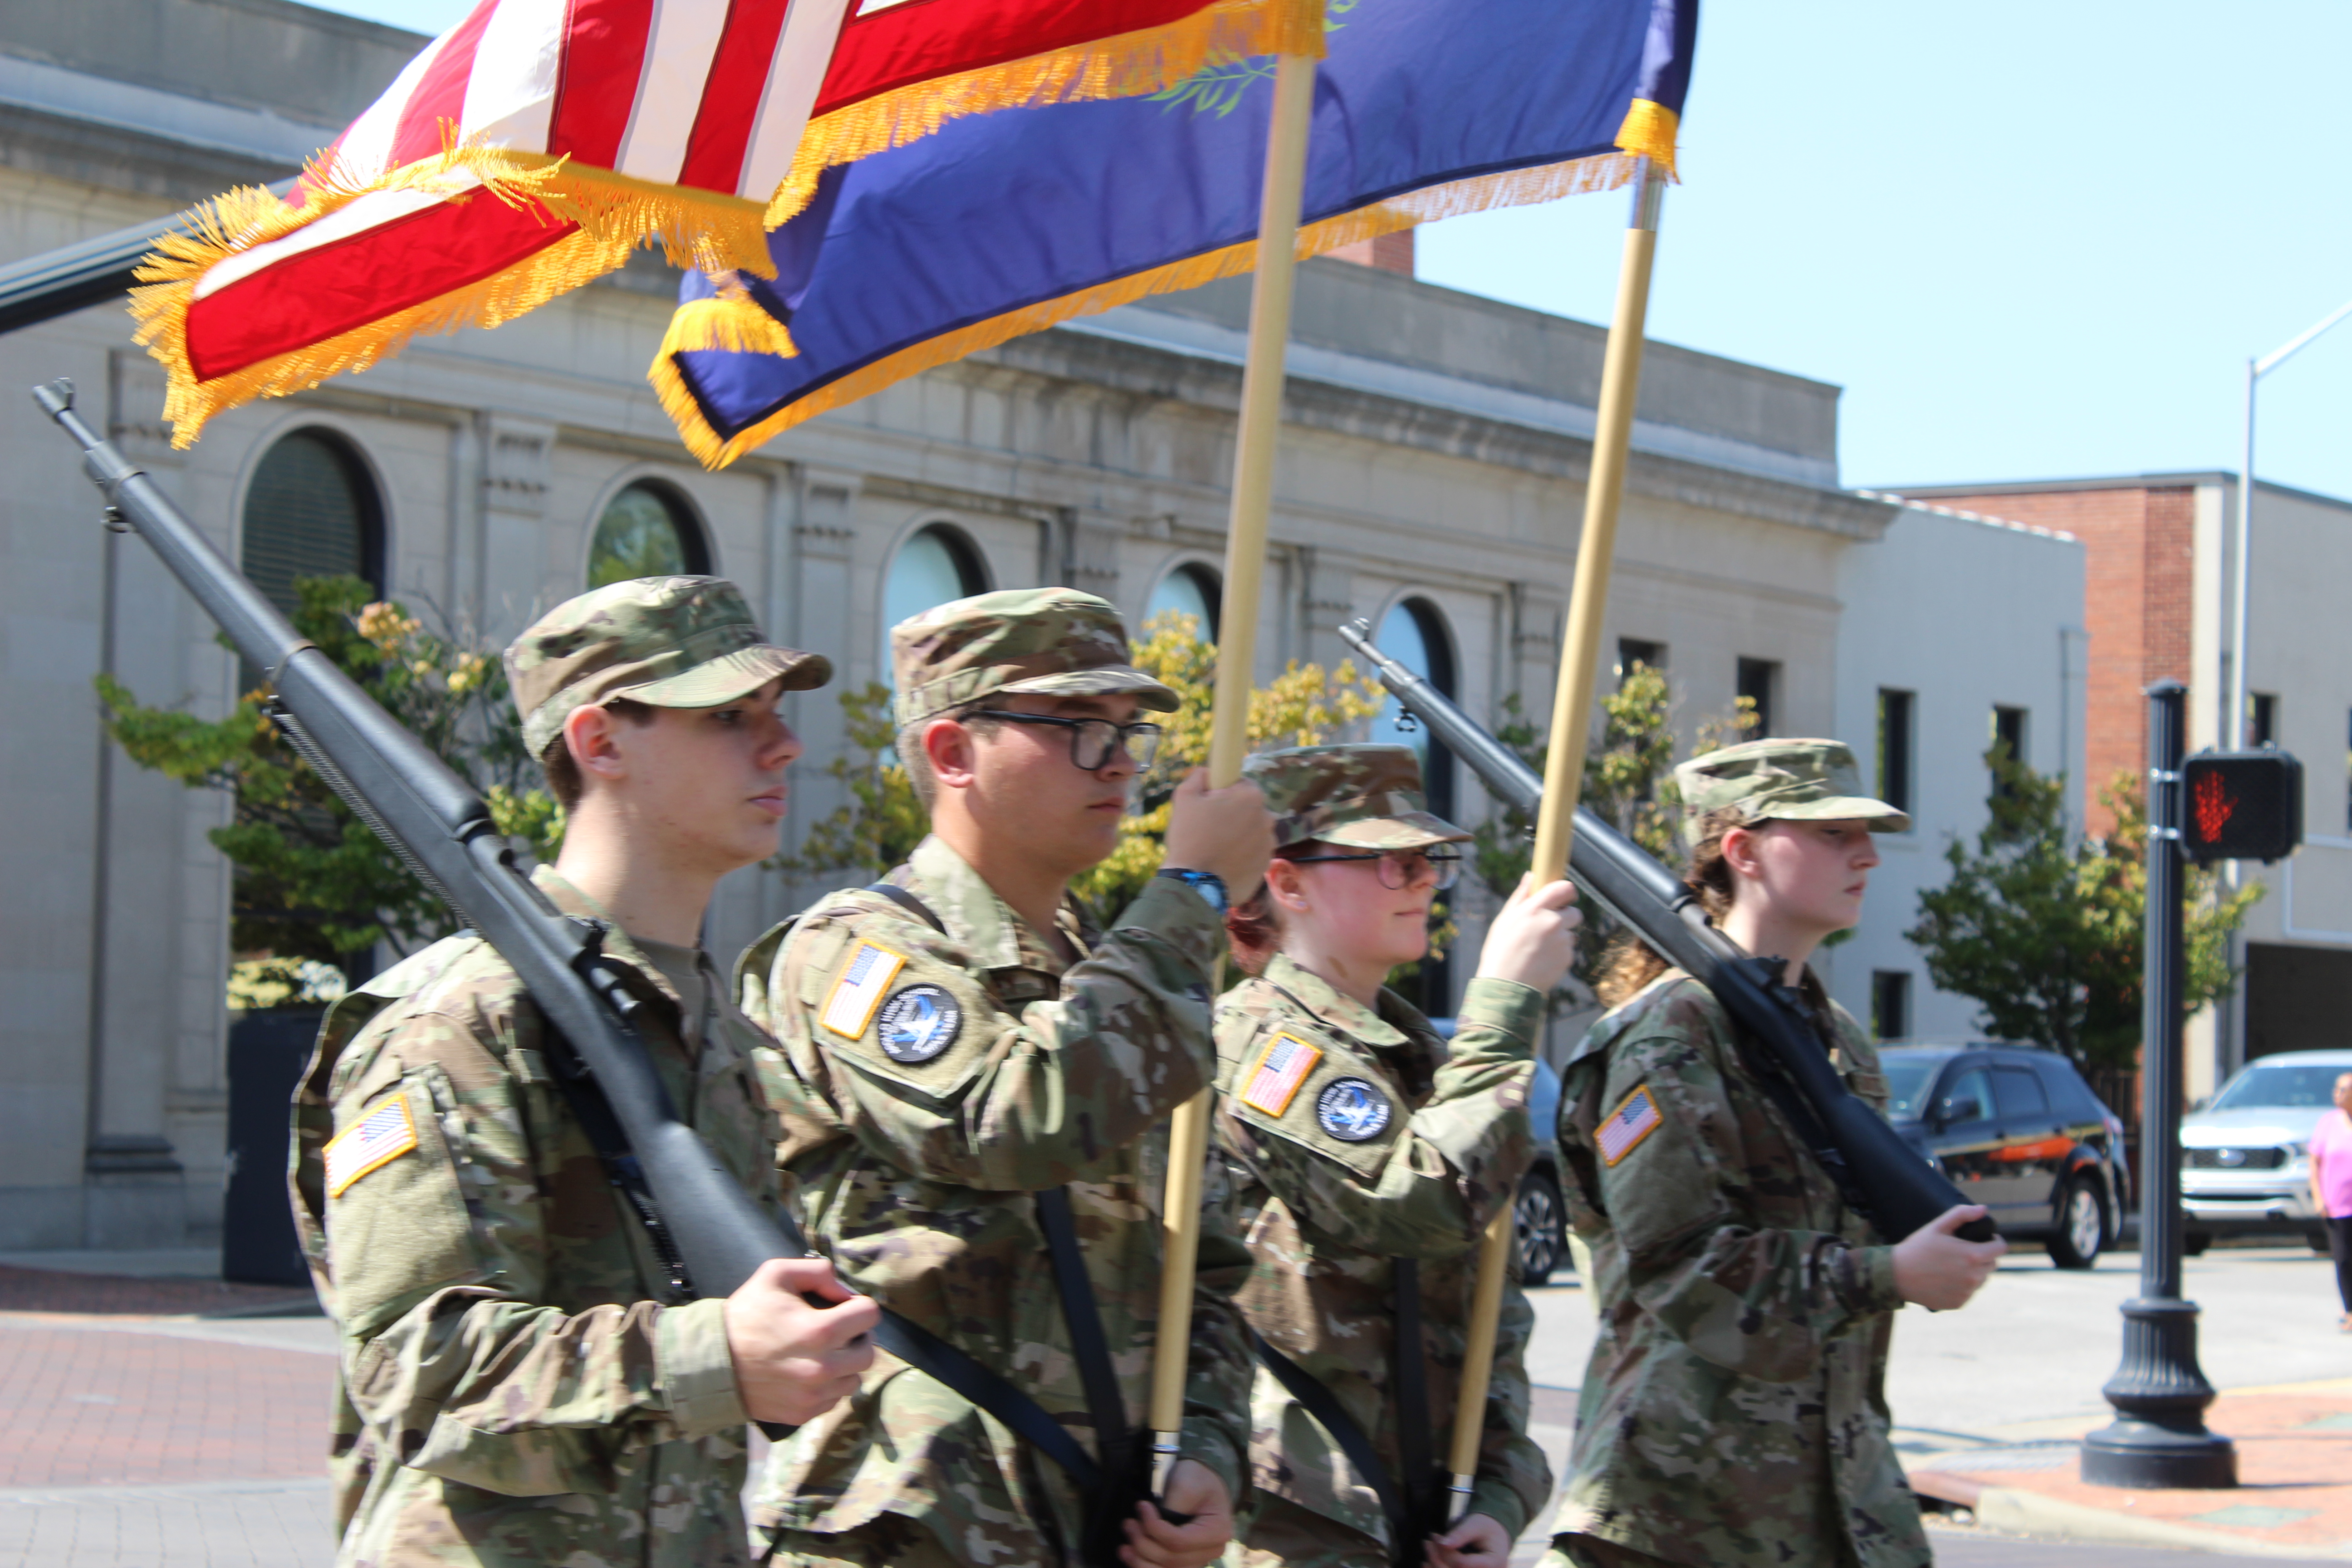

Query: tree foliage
left=1906, top=749, right=2260, bottom=1071
left=773, top=612, right=1385, bottom=921
left=99, top=575, right=562, bottom=989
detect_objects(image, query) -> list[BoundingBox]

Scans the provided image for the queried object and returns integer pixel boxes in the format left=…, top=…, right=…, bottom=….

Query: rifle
left=1336, top=618, right=1996, bottom=1248
left=36, top=378, right=813, bottom=1419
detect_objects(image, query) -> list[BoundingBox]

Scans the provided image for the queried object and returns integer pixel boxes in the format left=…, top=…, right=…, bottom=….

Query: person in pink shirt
left=2309, top=1072, right=2352, bottom=1331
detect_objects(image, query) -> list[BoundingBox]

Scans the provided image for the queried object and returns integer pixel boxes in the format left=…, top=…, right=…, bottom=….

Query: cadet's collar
left=529, top=864, right=690, bottom=1016
left=903, top=835, right=1093, bottom=976
left=1262, top=951, right=1407, bottom=1050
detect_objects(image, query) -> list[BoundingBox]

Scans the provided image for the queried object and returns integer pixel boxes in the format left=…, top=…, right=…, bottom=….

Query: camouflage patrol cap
left=507, top=576, right=830, bottom=757
left=1672, top=737, right=1910, bottom=849
left=1245, top=744, right=1472, bottom=850
left=891, top=587, right=1178, bottom=726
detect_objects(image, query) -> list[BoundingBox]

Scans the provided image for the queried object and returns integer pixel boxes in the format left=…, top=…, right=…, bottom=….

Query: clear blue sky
left=310, top=0, right=2352, bottom=498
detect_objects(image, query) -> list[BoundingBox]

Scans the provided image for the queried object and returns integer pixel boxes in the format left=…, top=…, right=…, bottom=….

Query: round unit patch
left=1315, top=1077, right=1393, bottom=1142
left=875, top=983, right=962, bottom=1064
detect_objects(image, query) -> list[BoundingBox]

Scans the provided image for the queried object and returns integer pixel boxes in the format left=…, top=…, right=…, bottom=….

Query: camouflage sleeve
left=763, top=878, right=1223, bottom=1191
left=323, top=991, right=742, bottom=1497
left=1178, top=1139, right=1257, bottom=1505
left=1567, top=997, right=1901, bottom=1384
left=1214, top=979, right=1543, bottom=1261
left=1467, top=1275, right=1551, bottom=1539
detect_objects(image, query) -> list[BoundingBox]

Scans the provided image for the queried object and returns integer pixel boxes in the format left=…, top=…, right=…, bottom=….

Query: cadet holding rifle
left=1544, top=739, right=2006, bottom=1568
left=735, top=588, right=1272, bottom=1568
left=293, top=577, right=879, bottom=1568
left=1214, top=746, right=1579, bottom=1568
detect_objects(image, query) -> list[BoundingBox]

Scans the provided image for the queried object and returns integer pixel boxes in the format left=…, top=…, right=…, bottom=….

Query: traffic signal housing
left=2180, top=750, right=2304, bottom=864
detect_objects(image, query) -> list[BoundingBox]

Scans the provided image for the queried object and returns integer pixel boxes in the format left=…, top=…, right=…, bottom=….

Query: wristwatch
left=1156, top=867, right=1230, bottom=913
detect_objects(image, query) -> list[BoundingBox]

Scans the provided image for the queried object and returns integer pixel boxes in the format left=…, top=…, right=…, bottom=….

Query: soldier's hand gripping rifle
left=36, top=379, right=835, bottom=1436
left=1336, top=618, right=1996, bottom=1249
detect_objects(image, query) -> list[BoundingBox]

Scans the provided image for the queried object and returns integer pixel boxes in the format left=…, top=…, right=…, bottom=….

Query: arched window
left=882, top=524, right=988, bottom=675
left=1372, top=597, right=1458, bottom=822
left=1143, top=562, right=1220, bottom=640
left=588, top=481, right=709, bottom=588
left=240, top=429, right=382, bottom=614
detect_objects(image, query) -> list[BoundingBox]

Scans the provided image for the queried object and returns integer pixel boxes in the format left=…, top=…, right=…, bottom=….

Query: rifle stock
left=36, top=379, right=802, bottom=1300
left=1338, top=618, right=1994, bottom=1247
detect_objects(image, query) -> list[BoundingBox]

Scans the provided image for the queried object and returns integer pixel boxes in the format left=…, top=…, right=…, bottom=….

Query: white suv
left=2180, top=1049, right=2352, bottom=1254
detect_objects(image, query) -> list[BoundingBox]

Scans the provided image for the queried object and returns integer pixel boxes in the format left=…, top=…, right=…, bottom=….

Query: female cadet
left=1213, top=744, right=1581, bottom=1568
left=1543, top=738, right=2008, bottom=1568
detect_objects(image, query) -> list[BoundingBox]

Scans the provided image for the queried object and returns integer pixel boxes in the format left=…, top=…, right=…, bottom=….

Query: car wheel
left=1514, top=1170, right=1567, bottom=1286
left=2048, top=1176, right=2105, bottom=1269
left=2183, top=1231, right=2211, bottom=1257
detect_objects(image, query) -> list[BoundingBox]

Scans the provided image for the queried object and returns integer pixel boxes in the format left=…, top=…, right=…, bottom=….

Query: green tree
left=1906, top=749, right=2260, bottom=1072
left=98, top=574, right=562, bottom=993
left=1468, top=664, right=1755, bottom=992
left=773, top=612, right=1384, bottom=921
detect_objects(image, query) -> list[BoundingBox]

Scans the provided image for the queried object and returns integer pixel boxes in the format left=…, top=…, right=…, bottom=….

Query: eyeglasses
left=1285, top=848, right=1462, bottom=892
left=968, top=710, right=1164, bottom=772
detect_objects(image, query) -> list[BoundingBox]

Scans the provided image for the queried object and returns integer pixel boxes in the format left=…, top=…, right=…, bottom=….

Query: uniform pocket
left=324, top=1075, right=486, bottom=1341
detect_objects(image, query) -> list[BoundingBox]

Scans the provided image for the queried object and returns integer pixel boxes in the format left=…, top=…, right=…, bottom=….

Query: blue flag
left=656, top=0, right=1696, bottom=466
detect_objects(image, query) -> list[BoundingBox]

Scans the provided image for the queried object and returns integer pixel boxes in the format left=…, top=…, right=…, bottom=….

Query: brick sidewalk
left=1909, top=1378, right=2352, bottom=1558
left=0, top=1266, right=310, bottom=1318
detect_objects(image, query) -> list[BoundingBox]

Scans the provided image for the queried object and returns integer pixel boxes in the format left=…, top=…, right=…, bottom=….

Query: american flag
left=133, top=0, right=1320, bottom=446
left=325, top=1095, right=417, bottom=1197
left=1596, top=1084, right=1661, bottom=1167
left=1240, top=1033, right=1322, bottom=1117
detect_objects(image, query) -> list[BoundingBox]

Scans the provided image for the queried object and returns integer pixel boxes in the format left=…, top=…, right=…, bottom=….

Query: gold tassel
left=657, top=147, right=1643, bottom=469
left=132, top=137, right=774, bottom=447
left=763, top=0, right=1328, bottom=227
left=1612, top=98, right=1679, bottom=179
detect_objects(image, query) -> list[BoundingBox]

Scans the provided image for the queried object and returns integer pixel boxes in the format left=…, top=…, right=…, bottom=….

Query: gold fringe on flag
left=655, top=147, right=1653, bottom=469
left=132, top=137, right=776, bottom=447
left=764, top=0, right=1329, bottom=227
left=1612, top=98, right=1680, bottom=178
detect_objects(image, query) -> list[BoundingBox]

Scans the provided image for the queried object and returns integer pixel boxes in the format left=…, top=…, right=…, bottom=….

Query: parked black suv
left=1880, top=1043, right=2132, bottom=1268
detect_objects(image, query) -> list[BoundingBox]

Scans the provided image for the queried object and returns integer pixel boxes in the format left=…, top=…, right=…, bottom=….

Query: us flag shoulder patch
left=1597, top=1084, right=1663, bottom=1167
left=1240, top=1033, right=1323, bottom=1117
left=822, top=941, right=907, bottom=1039
left=324, top=1095, right=417, bottom=1197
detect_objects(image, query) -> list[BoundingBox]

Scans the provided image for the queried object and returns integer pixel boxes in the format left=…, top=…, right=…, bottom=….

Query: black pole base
left=2080, top=1420, right=2237, bottom=1490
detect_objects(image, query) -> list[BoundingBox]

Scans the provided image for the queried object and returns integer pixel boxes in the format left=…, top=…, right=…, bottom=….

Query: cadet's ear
left=923, top=715, right=980, bottom=792
left=564, top=703, right=629, bottom=791
left=1265, top=856, right=1310, bottom=912
left=1719, top=821, right=1766, bottom=883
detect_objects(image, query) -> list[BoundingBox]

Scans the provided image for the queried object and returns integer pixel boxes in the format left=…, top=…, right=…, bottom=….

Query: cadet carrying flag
left=654, top=0, right=1695, bottom=466
left=132, top=0, right=1324, bottom=446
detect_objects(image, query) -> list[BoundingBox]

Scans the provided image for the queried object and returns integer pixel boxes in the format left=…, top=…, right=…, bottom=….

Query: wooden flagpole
left=1442, top=155, right=1666, bottom=1527
left=1148, top=49, right=1318, bottom=1502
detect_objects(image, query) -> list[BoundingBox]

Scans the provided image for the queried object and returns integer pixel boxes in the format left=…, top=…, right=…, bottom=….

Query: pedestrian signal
left=2180, top=751, right=2303, bottom=863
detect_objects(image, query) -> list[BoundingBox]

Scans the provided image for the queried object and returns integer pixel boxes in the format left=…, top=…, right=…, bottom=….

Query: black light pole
left=2080, top=679, right=2237, bottom=1489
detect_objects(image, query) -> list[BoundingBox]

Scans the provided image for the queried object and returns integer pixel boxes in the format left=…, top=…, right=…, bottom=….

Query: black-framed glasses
left=969, top=710, right=1163, bottom=772
left=1286, top=848, right=1462, bottom=892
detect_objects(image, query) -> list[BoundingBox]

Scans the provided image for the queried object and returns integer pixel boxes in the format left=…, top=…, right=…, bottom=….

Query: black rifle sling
left=1390, top=1258, right=1439, bottom=1553
left=1709, top=981, right=1877, bottom=1228
left=1251, top=1335, right=1411, bottom=1545
left=853, top=879, right=1118, bottom=1498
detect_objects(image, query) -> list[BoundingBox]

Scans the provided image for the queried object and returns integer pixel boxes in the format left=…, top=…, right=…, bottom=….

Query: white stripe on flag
left=461, top=0, right=567, bottom=152
left=333, top=24, right=456, bottom=183
left=736, top=0, right=855, bottom=200
left=616, top=0, right=733, bottom=186
left=191, top=182, right=478, bottom=300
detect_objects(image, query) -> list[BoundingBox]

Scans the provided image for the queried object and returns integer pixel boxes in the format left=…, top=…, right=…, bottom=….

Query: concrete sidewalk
left=1906, top=1377, right=2352, bottom=1560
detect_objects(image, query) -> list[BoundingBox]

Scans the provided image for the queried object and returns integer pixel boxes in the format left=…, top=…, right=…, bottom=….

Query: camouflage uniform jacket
left=291, top=867, right=780, bottom=1568
left=1552, top=970, right=1924, bottom=1568
left=735, top=834, right=1254, bottom=1562
left=1214, top=954, right=1552, bottom=1546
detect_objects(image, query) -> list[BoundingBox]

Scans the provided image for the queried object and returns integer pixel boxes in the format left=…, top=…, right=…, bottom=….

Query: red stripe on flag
left=184, top=199, right=579, bottom=383
left=814, top=0, right=1210, bottom=116
left=550, top=0, right=657, bottom=167
left=388, top=0, right=501, bottom=168
left=676, top=0, right=795, bottom=194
